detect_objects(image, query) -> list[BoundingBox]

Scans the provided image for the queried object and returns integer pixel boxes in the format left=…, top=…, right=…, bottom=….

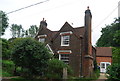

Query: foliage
left=113, top=30, right=120, bottom=46
left=91, top=60, right=100, bottom=79
left=2, top=60, right=14, bottom=77
left=0, top=38, right=11, bottom=59
left=2, top=60, right=21, bottom=77
left=45, top=59, right=73, bottom=79
left=106, top=63, right=120, bottom=81
left=27, top=25, right=38, bottom=38
left=106, top=47, right=120, bottom=81
left=112, top=47, right=120, bottom=63
left=11, top=38, right=51, bottom=78
left=10, top=24, right=24, bottom=38
left=96, top=18, right=120, bottom=81
left=91, top=69, right=100, bottom=80
left=96, top=17, right=120, bottom=47
left=0, top=11, right=9, bottom=36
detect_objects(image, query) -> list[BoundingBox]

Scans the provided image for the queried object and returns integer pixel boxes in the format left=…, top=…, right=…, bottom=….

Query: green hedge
left=2, top=60, right=15, bottom=77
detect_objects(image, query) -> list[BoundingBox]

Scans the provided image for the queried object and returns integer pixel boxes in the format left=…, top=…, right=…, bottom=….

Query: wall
left=96, top=56, right=112, bottom=66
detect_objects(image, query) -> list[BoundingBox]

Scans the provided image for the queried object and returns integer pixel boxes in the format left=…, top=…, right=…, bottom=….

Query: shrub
left=45, top=59, right=73, bottom=79
left=2, top=60, right=15, bottom=77
left=106, top=63, right=120, bottom=81
left=11, top=38, right=51, bottom=78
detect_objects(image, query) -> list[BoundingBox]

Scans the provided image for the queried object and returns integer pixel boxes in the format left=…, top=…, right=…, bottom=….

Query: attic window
left=38, top=34, right=47, bottom=43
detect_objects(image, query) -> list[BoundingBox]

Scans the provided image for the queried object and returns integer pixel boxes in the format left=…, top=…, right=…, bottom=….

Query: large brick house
left=35, top=7, right=96, bottom=77
left=96, top=47, right=112, bottom=73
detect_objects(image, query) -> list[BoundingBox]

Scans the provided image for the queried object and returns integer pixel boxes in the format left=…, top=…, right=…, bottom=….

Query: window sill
left=61, top=45, right=69, bottom=46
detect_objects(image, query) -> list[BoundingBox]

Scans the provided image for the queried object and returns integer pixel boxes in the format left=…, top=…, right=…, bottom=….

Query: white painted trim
left=60, top=31, right=73, bottom=35
left=59, top=54, right=61, bottom=60
left=46, top=44, right=54, bottom=55
left=57, top=50, right=72, bottom=54
left=38, top=34, right=47, bottom=38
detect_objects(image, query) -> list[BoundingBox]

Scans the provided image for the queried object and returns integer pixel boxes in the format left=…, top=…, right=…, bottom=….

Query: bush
left=106, top=63, right=120, bottom=81
left=2, top=60, right=15, bottom=77
left=11, top=38, right=51, bottom=78
left=45, top=59, right=73, bottom=79
left=2, top=60, right=22, bottom=77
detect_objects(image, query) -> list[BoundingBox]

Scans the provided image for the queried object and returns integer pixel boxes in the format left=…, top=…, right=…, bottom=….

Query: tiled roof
left=73, top=27, right=85, bottom=38
left=96, top=47, right=112, bottom=57
left=50, top=22, right=85, bottom=41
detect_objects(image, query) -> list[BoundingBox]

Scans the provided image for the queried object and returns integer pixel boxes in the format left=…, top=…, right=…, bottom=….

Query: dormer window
left=38, top=34, right=47, bottom=43
left=60, top=31, right=72, bottom=46
left=39, top=38, right=45, bottom=43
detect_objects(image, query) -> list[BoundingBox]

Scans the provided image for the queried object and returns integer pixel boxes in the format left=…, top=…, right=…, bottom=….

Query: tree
left=11, top=38, right=51, bottom=78
left=0, top=11, right=9, bottom=36
left=106, top=47, right=120, bottom=81
left=10, top=24, right=24, bottom=38
left=113, top=30, right=120, bottom=46
left=0, top=38, right=11, bottom=59
left=112, top=47, right=120, bottom=63
left=96, top=17, right=120, bottom=47
left=27, top=25, right=38, bottom=38
left=97, top=17, right=120, bottom=80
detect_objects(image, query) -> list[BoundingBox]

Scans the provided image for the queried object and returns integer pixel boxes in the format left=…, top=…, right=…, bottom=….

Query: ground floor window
left=59, top=54, right=69, bottom=64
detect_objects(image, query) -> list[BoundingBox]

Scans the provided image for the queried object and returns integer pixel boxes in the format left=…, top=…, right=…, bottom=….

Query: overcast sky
left=1, top=0, right=120, bottom=45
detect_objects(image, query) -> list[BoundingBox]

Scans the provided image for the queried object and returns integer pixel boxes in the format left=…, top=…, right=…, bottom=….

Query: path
left=95, top=73, right=107, bottom=81
left=2, top=76, right=19, bottom=79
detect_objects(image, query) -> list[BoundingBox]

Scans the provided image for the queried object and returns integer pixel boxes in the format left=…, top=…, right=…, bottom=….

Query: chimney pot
left=87, top=6, right=89, bottom=10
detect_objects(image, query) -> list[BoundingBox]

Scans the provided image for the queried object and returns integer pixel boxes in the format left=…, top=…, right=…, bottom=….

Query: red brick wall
left=96, top=56, right=112, bottom=66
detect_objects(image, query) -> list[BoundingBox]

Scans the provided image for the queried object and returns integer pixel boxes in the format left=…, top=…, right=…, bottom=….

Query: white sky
left=1, top=0, right=120, bottom=45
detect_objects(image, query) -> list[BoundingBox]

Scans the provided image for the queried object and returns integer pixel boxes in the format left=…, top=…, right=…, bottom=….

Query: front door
left=100, top=62, right=111, bottom=73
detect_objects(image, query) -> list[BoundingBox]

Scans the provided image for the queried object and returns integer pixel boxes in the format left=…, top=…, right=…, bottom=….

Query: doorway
left=100, top=62, right=111, bottom=73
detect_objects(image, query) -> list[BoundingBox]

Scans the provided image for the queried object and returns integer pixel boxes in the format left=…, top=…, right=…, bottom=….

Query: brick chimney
left=84, top=6, right=92, bottom=55
left=83, top=7, right=93, bottom=77
left=40, top=18, right=47, bottom=28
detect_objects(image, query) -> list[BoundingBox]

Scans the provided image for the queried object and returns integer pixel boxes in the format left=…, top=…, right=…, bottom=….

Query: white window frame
left=57, top=50, right=72, bottom=54
left=61, top=35, right=70, bottom=46
left=60, top=31, right=72, bottom=35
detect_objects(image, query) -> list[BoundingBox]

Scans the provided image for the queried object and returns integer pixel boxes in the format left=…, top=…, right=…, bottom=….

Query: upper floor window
left=61, top=35, right=70, bottom=46
left=60, top=31, right=72, bottom=46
